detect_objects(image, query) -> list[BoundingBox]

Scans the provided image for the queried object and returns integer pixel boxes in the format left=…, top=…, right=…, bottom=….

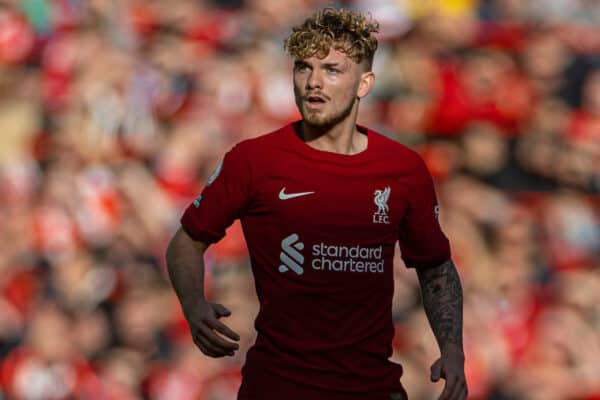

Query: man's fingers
left=198, top=323, right=240, bottom=351
left=431, top=359, right=442, bottom=382
left=212, top=303, right=232, bottom=317
left=449, top=376, right=467, bottom=400
left=193, top=332, right=226, bottom=357
left=205, top=317, right=241, bottom=341
left=452, top=376, right=467, bottom=400
left=442, top=371, right=467, bottom=400
left=437, top=376, right=455, bottom=400
left=195, top=330, right=236, bottom=357
left=438, top=375, right=464, bottom=400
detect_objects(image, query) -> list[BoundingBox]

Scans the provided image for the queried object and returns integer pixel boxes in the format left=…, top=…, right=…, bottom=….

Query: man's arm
left=166, top=228, right=209, bottom=310
left=166, top=228, right=240, bottom=357
left=416, top=259, right=463, bottom=352
left=416, top=259, right=467, bottom=400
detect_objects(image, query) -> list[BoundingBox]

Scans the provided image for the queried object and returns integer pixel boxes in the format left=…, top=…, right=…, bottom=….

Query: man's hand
left=184, top=300, right=240, bottom=357
left=430, top=345, right=467, bottom=400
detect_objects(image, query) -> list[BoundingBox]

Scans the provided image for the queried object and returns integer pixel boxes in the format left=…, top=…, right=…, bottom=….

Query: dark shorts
left=238, top=372, right=408, bottom=400
left=239, top=390, right=406, bottom=400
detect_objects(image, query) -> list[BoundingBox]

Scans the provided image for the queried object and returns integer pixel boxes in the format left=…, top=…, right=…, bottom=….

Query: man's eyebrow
left=294, top=60, right=310, bottom=67
left=322, top=62, right=346, bottom=70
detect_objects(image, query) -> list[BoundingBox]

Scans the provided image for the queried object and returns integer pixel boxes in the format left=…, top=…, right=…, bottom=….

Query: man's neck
left=300, top=117, right=368, bottom=155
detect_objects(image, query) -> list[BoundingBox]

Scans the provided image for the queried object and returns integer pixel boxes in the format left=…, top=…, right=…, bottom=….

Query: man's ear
left=357, top=70, right=375, bottom=99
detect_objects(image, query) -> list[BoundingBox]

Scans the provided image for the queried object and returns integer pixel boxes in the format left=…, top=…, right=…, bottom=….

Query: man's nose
left=306, top=70, right=323, bottom=89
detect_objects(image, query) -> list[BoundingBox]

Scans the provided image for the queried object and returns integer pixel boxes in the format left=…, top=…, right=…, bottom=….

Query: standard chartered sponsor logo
left=279, top=234, right=305, bottom=275
left=312, top=242, right=384, bottom=273
left=278, top=234, right=384, bottom=275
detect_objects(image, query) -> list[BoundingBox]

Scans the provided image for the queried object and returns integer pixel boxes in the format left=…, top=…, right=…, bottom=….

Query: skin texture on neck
left=293, top=46, right=374, bottom=155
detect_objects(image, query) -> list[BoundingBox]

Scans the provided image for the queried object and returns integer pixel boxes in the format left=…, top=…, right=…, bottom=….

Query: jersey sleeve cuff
left=180, top=219, right=224, bottom=245
left=402, top=253, right=451, bottom=269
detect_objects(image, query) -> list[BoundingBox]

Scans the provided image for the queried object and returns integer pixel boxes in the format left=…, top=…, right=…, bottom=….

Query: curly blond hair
left=284, top=8, right=379, bottom=70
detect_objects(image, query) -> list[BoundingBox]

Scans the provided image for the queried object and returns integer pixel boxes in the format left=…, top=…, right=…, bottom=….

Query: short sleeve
left=180, top=144, right=252, bottom=244
left=398, top=156, right=451, bottom=269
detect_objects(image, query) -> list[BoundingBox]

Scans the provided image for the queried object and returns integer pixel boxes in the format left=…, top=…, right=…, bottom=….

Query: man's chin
left=300, top=101, right=355, bottom=129
left=301, top=112, right=332, bottom=128
left=303, top=118, right=329, bottom=128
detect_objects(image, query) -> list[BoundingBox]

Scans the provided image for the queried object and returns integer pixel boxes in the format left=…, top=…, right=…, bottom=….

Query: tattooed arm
left=416, top=259, right=467, bottom=400
left=417, top=259, right=464, bottom=352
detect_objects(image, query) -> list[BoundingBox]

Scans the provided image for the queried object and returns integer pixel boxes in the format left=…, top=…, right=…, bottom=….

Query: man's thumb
left=430, top=358, right=442, bottom=382
left=213, top=303, right=231, bottom=317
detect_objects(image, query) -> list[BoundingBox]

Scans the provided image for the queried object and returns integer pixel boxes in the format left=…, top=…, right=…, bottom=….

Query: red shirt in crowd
left=181, top=122, right=451, bottom=400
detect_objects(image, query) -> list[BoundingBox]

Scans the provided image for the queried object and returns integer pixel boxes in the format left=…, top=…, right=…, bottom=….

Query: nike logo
left=278, top=187, right=315, bottom=200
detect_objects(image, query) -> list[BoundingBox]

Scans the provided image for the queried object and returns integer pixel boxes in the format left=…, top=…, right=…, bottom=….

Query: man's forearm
left=416, top=259, right=464, bottom=353
left=166, top=228, right=208, bottom=313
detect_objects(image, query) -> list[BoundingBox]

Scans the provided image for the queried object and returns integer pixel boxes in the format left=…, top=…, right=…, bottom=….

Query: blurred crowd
left=0, top=0, right=599, bottom=399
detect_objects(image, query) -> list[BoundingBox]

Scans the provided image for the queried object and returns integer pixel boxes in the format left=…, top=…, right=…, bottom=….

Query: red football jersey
left=181, top=122, right=451, bottom=400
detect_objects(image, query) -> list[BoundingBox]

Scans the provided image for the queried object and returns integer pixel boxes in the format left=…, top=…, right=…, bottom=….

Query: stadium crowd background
left=0, top=0, right=599, bottom=399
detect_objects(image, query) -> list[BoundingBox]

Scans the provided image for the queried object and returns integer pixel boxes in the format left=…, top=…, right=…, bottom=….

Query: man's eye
left=327, top=68, right=339, bottom=74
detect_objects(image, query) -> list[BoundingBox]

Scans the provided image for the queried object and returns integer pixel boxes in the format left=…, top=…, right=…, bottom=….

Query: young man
left=166, top=8, right=467, bottom=400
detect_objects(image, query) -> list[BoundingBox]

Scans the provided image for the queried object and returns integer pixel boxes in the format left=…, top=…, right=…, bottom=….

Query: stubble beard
left=297, top=95, right=357, bottom=131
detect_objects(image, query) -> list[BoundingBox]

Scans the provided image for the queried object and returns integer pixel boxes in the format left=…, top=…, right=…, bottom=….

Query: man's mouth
left=305, top=94, right=327, bottom=107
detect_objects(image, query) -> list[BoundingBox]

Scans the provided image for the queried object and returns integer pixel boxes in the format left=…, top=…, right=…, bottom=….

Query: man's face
left=293, top=48, right=366, bottom=128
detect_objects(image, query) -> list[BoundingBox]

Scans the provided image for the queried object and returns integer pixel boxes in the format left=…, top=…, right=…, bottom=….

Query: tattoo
left=416, top=259, right=464, bottom=352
